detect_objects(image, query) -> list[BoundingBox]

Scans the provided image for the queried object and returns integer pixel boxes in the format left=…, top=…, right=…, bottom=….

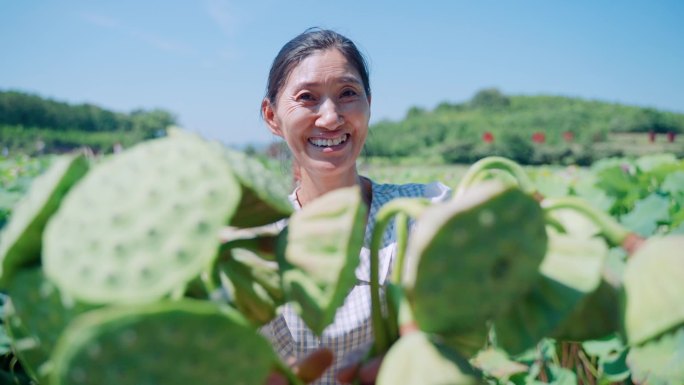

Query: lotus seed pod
left=218, top=223, right=282, bottom=262
left=49, top=300, right=277, bottom=385
left=404, top=182, right=547, bottom=340
left=280, top=186, right=366, bottom=335
left=223, top=147, right=293, bottom=227
left=0, top=153, right=88, bottom=287
left=623, top=235, right=684, bottom=345
left=43, top=133, right=241, bottom=304
left=627, top=326, right=684, bottom=385
left=495, top=211, right=611, bottom=354
left=376, top=332, right=482, bottom=385
left=5, top=267, right=93, bottom=382
left=220, top=256, right=278, bottom=326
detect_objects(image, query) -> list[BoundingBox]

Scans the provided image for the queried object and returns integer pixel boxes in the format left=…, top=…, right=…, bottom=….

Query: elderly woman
left=260, top=28, right=450, bottom=384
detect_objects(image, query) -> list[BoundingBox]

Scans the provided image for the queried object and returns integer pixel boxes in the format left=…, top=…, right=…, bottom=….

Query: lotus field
left=0, top=130, right=683, bottom=385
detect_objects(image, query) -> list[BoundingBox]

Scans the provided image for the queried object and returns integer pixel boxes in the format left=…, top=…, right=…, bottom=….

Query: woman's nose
left=315, top=98, right=343, bottom=130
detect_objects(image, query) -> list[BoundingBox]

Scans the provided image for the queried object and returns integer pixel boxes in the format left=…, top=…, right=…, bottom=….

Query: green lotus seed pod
left=223, top=147, right=293, bottom=227
left=404, top=182, right=547, bottom=342
left=49, top=300, right=277, bottom=385
left=218, top=223, right=282, bottom=262
left=623, top=235, right=684, bottom=345
left=220, top=255, right=279, bottom=326
left=43, top=133, right=241, bottom=304
left=280, top=186, right=366, bottom=335
left=376, top=332, right=482, bottom=385
left=495, top=209, right=611, bottom=354
left=0, top=153, right=88, bottom=287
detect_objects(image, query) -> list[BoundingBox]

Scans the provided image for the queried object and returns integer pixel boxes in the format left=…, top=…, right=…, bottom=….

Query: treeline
left=366, top=89, right=684, bottom=165
left=0, top=90, right=176, bottom=154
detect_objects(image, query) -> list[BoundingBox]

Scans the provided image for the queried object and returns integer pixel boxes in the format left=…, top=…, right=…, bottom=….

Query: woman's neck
left=296, top=168, right=363, bottom=207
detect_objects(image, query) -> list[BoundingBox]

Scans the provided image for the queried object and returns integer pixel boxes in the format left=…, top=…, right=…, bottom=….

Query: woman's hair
left=264, top=28, right=371, bottom=104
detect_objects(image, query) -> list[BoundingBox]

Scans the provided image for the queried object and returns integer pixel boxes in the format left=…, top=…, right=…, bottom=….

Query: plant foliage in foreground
left=0, top=130, right=682, bottom=384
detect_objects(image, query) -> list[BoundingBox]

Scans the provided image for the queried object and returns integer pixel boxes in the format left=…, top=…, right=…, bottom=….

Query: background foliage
left=0, top=90, right=175, bottom=155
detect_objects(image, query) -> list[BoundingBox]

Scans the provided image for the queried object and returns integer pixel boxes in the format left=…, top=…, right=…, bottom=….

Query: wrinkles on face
left=269, top=49, right=369, bottom=175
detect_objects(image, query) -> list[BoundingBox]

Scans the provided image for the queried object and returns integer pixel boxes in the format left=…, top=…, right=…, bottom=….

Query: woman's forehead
left=284, top=49, right=362, bottom=88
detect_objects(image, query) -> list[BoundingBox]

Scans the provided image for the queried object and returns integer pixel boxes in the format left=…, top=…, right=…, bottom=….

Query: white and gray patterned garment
left=260, top=179, right=451, bottom=384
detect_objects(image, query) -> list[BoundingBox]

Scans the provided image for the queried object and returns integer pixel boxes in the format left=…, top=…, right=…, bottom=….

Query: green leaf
left=471, top=347, right=527, bottom=380
left=661, top=171, right=684, bottom=196
left=619, top=193, right=670, bottom=236
left=582, top=334, right=630, bottom=383
left=627, top=326, right=684, bottom=385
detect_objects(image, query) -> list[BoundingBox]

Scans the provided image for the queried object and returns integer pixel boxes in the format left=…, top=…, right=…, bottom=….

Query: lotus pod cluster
left=49, top=300, right=276, bottom=385
left=0, top=153, right=88, bottom=287
left=43, top=134, right=241, bottom=305
left=279, top=185, right=366, bottom=335
left=403, top=181, right=547, bottom=353
left=0, top=131, right=301, bottom=384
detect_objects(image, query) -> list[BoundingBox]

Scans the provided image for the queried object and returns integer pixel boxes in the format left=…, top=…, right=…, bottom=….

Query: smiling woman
left=259, top=28, right=451, bottom=384
left=261, top=32, right=372, bottom=208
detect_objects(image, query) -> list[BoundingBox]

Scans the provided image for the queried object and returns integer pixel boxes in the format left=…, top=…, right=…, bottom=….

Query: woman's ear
left=262, top=98, right=282, bottom=137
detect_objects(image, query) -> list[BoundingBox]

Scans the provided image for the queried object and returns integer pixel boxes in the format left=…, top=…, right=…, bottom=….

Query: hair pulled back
left=265, top=28, right=371, bottom=104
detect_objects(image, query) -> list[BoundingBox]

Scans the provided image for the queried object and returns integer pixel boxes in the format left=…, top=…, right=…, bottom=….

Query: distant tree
left=406, top=106, right=426, bottom=119
left=470, top=88, right=511, bottom=109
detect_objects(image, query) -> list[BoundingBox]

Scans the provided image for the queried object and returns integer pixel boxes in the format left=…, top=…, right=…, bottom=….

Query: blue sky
left=1, top=1, right=683, bottom=147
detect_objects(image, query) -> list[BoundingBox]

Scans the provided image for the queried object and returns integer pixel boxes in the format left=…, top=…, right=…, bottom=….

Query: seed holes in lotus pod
left=478, top=210, right=496, bottom=227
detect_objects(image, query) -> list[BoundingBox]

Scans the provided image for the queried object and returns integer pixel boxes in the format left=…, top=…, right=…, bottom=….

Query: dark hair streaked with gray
left=265, top=28, right=371, bottom=104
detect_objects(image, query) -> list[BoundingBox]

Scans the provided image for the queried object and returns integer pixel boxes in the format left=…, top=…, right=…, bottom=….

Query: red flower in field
left=667, top=131, right=676, bottom=143
left=532, top=132, right=546, bottom=144
left=563, top=131, right=574, bottom=142
left=648, top=131, right=656, bottom=143
left=482, top=131, right=494, bottom=143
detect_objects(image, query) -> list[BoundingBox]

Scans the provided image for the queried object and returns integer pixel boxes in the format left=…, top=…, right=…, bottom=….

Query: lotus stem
left=455, top=156, right=538, bottom=199
left=541, top=196, right=636, bottom=248
left=369, top=198, right=430, bottom=354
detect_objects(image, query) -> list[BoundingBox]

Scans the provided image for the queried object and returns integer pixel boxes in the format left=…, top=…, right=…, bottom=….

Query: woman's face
left=263, top=48, right=371, bottom=180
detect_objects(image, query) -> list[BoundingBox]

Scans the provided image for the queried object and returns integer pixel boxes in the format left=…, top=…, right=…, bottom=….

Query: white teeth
left=309, top=134, right=349, bottom=147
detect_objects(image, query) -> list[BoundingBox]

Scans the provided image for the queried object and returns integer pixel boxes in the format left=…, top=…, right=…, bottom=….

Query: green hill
left=0, top=90, right=176, bottom=155
left=366, top=89, right=684, bottom=165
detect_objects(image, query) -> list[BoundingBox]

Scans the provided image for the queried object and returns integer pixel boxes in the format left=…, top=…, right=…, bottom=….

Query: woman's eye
left=341, top=89, right=358, bottom=98
left=296, top=92, right=315, bottom=102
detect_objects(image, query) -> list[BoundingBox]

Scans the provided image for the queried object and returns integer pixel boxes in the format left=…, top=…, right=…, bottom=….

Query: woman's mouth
left=308, top=133, right=350, bottom=148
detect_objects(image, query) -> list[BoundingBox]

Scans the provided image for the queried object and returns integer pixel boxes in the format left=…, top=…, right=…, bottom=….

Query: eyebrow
left=294, top=76, right=363, bottom=89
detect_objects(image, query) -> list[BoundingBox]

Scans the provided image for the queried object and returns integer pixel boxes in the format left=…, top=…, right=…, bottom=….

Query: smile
left=308, top=133, right=350, bottom=148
